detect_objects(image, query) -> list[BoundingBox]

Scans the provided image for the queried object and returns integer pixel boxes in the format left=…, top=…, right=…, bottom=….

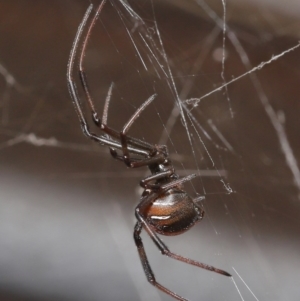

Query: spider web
left=0, top=1, right=300, bottom=301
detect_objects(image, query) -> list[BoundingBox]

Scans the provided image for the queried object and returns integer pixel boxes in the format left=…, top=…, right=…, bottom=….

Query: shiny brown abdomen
left=146, top=189, right=202, bottom=236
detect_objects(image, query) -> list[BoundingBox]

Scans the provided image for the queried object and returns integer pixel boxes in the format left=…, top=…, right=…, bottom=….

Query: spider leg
left=119, top=93, right=157, bottom=166
left=135, top=192, right=232, bottom=278
left=76, top=3, right=130, bottom=141
left=67, top=3, right=152, bottom=158
left=67, top=4, right=125, bottom=150
left=134, top=222, right=189, bottom=301
left=110, top=147, right=169, bottom=170
left=77, top=1, right=157, bottom=155
left=99, top=92, right=168, bottom=167
left=76, top=2, right=129, bottom=140
left=78, top=0, right=107, bottom=126
left=109, top=148, right=152, bottom=164
left=99, top=84, right=157, bottom=154
left=77, top=2, right=156, bottom=156
left=160, top=174, right=197, bottom=191
left=140, top=168, right=175, bottom=190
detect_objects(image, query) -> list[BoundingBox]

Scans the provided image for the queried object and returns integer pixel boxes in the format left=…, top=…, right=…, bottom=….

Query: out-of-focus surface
left=0, top=1, right=300, bottom=301
left=168, top=0, right=300, bottom=37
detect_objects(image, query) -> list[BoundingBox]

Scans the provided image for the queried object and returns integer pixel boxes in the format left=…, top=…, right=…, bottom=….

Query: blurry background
left=0, top=1, right=300, bottom=301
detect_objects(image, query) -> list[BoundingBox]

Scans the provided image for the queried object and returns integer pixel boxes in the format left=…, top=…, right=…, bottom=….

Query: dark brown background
left=0, top=1, right=300, bottom=301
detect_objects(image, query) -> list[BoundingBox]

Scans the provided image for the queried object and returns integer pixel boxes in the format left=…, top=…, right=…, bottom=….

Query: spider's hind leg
left=135, top=193, right=232, bottom=278
left=133, top=222, right=188, bottom=301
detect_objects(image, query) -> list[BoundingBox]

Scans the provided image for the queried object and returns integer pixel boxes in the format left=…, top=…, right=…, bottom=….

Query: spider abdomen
left=146, top=189, right=203, bottom=236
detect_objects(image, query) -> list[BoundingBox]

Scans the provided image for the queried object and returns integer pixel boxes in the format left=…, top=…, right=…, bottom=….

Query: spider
left=67, top=1, right=231, bottom=300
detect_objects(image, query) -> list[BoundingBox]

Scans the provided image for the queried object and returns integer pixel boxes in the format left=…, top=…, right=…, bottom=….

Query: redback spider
left=67, top=1, right=231, bottom=300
